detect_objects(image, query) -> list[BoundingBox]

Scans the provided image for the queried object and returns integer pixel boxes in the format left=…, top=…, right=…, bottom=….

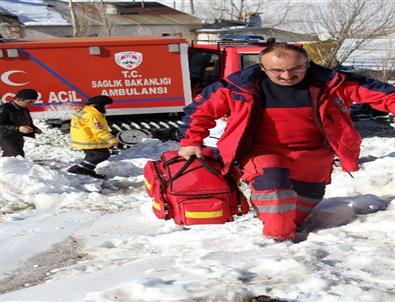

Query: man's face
left=260, top=50, right=309, bottom=86
left=14, top=98, right=36, bottom=108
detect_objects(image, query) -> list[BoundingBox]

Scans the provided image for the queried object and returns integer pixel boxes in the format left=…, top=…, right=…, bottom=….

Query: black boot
left=67, top=165, right=106, bottom=179
left=67, top=165, right=92, bottom=176
left=88, top=171, right=107, bottom=179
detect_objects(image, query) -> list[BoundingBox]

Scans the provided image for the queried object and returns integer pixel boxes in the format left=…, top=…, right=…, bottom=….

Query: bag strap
left=225, top=174, right=243, bottom=215
left=163, top=156, right=184, bottom=167
left=168, top=156, right=196, bottom=183
left=152, top=162, right=171, bottom=220
left=196, top=158, right=221, bottom=176
left=166, top=155, right=221, bottom=183
left=162, top=153, right=244, bottom=217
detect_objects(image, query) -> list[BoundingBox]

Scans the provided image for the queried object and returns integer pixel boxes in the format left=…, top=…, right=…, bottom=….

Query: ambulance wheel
left=170, top=128, right=180, bottom=141
left=117, top=129, right=152, bottom=145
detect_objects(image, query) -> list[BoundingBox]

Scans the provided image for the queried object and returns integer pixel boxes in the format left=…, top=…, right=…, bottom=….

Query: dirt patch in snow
left=0, top=236, right=86, bottom=294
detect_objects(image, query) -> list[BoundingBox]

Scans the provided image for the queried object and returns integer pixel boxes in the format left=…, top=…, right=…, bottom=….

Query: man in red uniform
left=177, top=43, right=395, bottom=241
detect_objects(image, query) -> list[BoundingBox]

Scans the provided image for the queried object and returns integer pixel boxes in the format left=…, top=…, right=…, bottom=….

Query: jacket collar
left=224, top=64, right=264, bottom=95
left=10, top=101, right=23, bottom=110
left=223, top=61, right=343, bottom=94
left=85, top=104, right=105, bottom=115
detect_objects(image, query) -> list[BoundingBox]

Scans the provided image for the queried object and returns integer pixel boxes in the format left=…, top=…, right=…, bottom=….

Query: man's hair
left=259, top=43, right=309, bottom=61
left=15, top=89, right=38, bottom=100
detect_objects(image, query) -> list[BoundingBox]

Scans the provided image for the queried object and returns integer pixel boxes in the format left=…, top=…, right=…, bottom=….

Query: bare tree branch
left=68, top=0, right=80, bottom=37
left=379, top=40, right=395, bottom=82
left=196, top=0, right=291, bottom=28
left=260, top=0, right=291, bottom=29
left=67, top=0, right=93, bottom=37
left=304, top=0, right=395, bottom=68
left=91, top=0, right=115, bottom=36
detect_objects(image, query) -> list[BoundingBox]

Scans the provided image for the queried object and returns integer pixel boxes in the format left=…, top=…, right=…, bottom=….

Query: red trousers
left=241, top=146, right=334, bottom=240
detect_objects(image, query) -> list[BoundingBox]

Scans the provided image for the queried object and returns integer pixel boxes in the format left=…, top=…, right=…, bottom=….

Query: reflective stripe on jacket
left=178, top=63, right=395, bottom=173
left=70, top=105, right=118, bottom=150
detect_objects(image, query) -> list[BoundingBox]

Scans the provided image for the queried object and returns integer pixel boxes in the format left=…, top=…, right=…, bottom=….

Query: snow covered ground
left=0, top=118, right=394, bottom=302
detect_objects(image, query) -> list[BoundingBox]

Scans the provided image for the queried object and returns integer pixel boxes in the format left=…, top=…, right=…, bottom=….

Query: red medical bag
left=144, top=149, right=249, bottom=225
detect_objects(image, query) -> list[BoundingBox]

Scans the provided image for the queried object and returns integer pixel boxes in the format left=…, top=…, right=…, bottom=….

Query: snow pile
left=0, top=120, right=394, bottom=302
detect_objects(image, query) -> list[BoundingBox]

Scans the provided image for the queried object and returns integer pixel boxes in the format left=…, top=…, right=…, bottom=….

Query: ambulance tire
left=170, top=128, right=180, bottom=141
left=116, top=128, right=152, bottom=145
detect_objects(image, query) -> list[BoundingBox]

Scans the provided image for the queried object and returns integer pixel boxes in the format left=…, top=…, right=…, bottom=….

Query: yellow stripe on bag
left=185, top=210, right=223, bottom=219
left=144, top=178, right=152, bottom=190
left=152, top=200, right=161, bottom=211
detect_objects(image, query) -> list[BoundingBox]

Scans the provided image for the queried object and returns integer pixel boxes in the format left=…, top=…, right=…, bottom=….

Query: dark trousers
left=81, top=149, right=111, bottom=170
left=0, top=138, right=25, bottom=157
left=67, top=148, right=111, bottom=178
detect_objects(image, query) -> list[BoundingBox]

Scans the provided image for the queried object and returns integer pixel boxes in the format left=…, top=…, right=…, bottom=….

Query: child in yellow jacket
left=67, top=95, right=118, bottom=179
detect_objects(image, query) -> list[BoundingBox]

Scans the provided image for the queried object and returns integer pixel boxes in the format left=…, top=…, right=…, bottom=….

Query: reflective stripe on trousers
left=294, top=194, right=322, bottom=225
left=250, top=188, right=297, bottom=240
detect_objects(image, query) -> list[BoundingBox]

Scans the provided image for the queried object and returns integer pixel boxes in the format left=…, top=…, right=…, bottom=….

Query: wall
left=5, top=24, right=196, bottom=40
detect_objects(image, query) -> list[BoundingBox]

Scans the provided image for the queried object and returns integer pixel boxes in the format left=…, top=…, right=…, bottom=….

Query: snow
left=0, top=0, right=177, bottom=26
left=1, top=119, right=395, bottom=301
left=0, top=0, right=395, bottom=300
left=0, top=0, right=278, bottom=26
left=0, top=0, right=68, bottom=26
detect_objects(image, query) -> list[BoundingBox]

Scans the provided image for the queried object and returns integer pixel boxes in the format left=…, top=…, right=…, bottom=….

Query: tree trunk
left=68, top=0, right=80, bottom=37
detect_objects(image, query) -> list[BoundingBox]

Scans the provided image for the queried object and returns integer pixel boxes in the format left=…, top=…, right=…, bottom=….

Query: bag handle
left=163, top=156, right=185, bottom=167
left=168, top=156, right=196, bottom=182
left=196, top=157, right=221, bottom=176
left=166, top=155, right=221, bottom=183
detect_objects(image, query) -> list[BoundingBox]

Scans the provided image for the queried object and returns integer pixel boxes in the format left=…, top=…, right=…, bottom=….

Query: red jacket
left=178, top=63, right=395, bottom=173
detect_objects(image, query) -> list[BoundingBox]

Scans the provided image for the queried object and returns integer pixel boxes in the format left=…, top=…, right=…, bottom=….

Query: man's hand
left=178, top=146, right=203, bottom=160
left=19, top=126, right=34, bottom=134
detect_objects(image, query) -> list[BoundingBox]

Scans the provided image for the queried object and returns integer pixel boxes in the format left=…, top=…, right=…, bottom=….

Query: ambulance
left=0, top=35, right=269, bottom=142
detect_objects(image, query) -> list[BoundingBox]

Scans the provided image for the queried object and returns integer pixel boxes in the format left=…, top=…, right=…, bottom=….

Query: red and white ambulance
left=0, top=35, right=269, bottom=141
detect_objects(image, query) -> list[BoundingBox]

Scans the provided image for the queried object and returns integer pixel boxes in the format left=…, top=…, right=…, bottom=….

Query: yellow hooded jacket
left=70, top=105, right=118, bottom=150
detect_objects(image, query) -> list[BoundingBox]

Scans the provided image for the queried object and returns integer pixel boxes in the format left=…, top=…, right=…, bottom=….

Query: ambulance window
left=189, top=50, right=221, bottom=88
left=241, top=54, right=260, bottom=69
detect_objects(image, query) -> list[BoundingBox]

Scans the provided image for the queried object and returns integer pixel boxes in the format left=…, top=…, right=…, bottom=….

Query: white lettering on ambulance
left=48, top=91, right=82, bottom=103
left=95, top=74, right=172, bottom=98
left=124, top=79, right=143, bottom=86
left=91, top=80, right=122, bottom=88
left=123, top=77, right=171, bottom=87
left=101, top=87, right=168, bottom=97
left=121, top=70, right=141, bottom=78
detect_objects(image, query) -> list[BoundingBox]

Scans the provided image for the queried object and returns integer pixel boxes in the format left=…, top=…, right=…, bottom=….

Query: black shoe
left=88, top=171, right=107, bottom=179
left=67, top=165, right=92, bottom=176
left=67, top=165, right=106, bottom=179
left=296, top=224, right=305, bottom=233
left=291, top=232, right=308, bottom=243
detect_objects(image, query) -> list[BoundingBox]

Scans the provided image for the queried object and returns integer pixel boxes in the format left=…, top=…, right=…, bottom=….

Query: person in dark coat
left=0, top=89, right=42, bottom=157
